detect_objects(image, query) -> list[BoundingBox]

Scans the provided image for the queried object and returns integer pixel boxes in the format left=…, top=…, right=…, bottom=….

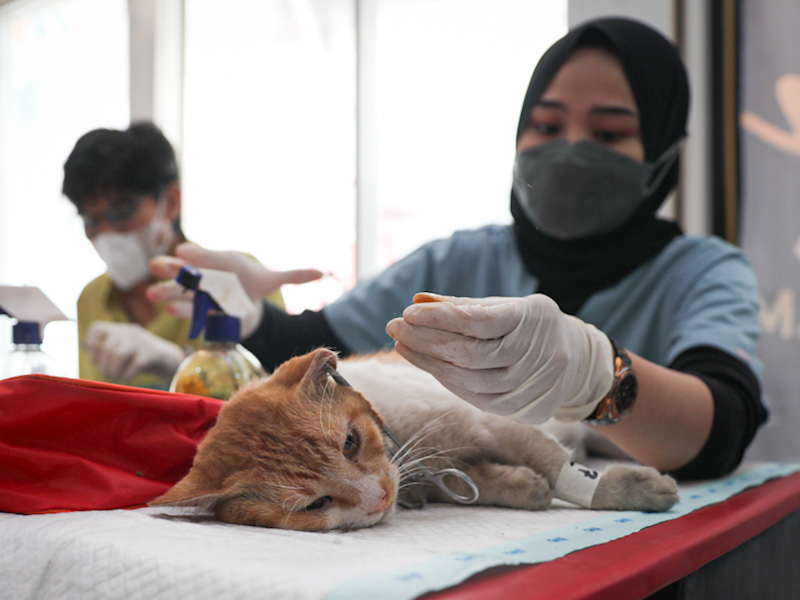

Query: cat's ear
left=150, top=468, right=238, bottom=512
left=300, top=348, right=339, bottom=390
left=270, top=348, right=338, bottom=389
left=311, top=347, right=338, bottom=376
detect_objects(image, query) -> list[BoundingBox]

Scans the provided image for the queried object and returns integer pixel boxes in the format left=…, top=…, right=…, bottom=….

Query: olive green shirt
left=78, top=273, right=284, bottom=390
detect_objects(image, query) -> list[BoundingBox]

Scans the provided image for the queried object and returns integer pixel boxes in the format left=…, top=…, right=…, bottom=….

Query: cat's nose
left=369, top=489, right=389, bottom=514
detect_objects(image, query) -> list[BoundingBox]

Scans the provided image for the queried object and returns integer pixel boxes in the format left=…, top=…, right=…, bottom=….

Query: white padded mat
left=1, top=462, right=797, bottom=600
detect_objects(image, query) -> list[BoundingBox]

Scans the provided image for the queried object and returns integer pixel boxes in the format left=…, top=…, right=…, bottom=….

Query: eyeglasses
left=79, top=195, right=147, bottom=233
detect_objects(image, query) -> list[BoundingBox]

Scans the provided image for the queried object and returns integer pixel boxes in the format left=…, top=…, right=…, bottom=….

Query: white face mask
left=91, top=199, right=174, bottom=291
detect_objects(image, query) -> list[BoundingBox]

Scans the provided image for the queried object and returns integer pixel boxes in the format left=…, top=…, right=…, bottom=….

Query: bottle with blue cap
left=169, top=266, right=265, bottom=400
left=0, top=286, right=68, bottom=379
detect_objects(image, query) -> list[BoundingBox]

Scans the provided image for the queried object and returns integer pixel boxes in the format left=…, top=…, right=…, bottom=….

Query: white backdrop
left=0, top=0, right=129, bottom=377
left=0, top=0, right=568, bottom=374
left=181, top=0, right=567, bottom=312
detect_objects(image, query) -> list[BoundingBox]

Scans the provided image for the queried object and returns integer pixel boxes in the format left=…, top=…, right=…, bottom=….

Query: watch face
left=615, top=372, right=639, bottom=414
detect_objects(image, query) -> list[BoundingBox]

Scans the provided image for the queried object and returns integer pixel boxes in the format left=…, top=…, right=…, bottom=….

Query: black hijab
left=511, top=17, right=689, bottom=315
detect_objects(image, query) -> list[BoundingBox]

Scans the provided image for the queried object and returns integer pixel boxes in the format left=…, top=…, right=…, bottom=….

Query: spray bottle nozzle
left=176, top=265, right=203, bottom=292
left=174, top=266, right=243, bottom=342
left=0, top=286, right=69, bottom=346
left=174, top=266, right=220, bottom=339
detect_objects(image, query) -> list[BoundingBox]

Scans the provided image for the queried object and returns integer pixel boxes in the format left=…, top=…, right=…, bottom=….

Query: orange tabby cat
left=152, top=348, right=678, bottom=531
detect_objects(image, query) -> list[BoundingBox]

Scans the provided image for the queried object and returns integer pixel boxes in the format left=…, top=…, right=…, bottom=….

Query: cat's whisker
left=282, top=495, right=298, bottom=512
left=395, top=462, right=427, bottom=475
left=395, top=416, right=451, bottom=451
left=389, top=412, right=461, bottom=464
left=394, top=462, right=441, bottom=484
left=389, top=439, right=448, bottom=471
left=284, top=494, right=308, bottom=514
left=318, top=384, right=328, bottom=445
left=392, top=451, right=442, bottom=472
left=388, top=428, right=442, bottom=467
left=318, top=378, right=335, bottom=446
left=421, top=445, right=478, bottom=463
left=397, top=481, right=435, bottom=492
left=396, top=456, right=460, bottom=478
left=390, top=433, right=476, bottom=470
left=393, top=445, right=479, bottom=489
left=325, top=378, right=336, bottom=445
left=264, top=482, right=303, bottom=491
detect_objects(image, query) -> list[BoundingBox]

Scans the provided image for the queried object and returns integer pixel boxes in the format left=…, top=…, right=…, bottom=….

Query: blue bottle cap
left=13, top=321, right=42, bottom=345
left=205, top=314, right=241, bottom=343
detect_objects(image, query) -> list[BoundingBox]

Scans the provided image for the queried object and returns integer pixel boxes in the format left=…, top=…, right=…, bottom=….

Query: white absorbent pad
left=0, top=462, right=796, bottom=600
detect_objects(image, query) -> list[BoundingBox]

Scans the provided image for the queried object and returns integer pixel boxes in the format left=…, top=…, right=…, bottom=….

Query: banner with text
left=740, top=1, right=800, bottom=461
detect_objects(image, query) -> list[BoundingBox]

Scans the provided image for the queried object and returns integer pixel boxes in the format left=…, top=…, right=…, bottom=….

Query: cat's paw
left=454, top=463, right=554, bottom=510
left=499, top=465, right=554, bottom=510
left=591, top=465, right=679, bottom=512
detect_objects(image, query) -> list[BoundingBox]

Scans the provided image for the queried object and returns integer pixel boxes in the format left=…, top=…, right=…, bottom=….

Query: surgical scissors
left=322, top=363, right=479, bottom=509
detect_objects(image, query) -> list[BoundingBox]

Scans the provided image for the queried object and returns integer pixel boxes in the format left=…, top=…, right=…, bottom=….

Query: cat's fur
left=152, top=348, right=679, bottom=531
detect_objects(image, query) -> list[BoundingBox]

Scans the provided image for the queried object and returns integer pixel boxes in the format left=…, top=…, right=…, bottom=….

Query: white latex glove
left=84, top=321, right=186, bottom=382
left=148, top=242, right=324, bottom=338
left=385, top=292, right=615, bottom=424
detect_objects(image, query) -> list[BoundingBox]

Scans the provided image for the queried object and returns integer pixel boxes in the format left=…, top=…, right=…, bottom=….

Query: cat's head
left=152, top=348, right=399, bottom=531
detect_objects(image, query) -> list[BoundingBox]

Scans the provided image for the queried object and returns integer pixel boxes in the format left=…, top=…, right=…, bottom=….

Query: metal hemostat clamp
left=321, top=362, right=480, bottom=509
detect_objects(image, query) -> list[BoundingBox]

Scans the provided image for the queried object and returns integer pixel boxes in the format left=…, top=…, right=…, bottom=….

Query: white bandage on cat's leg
left=553, top=461, right=601, bottom=508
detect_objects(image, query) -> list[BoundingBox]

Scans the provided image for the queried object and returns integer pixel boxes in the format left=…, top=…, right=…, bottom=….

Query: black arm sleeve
left=241, top=303, right=352, bottom=372
left=667, top=345, right=768, bottom=480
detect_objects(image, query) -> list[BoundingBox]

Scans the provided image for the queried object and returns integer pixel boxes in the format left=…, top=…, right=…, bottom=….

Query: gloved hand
left=147, top=242, right=324, bottom=338
left=84, top=321, right=186, bottom=382
left=385, top=292, right=615, bottom=424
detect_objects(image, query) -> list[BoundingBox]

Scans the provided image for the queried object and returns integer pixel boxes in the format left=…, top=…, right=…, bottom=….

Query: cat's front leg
left=425, top=462, right=554, bottom=510
left=461, top=416, right=679, bottom=513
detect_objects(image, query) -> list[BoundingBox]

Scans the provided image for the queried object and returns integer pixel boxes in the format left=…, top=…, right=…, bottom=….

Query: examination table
left=1, top=375, right=798, bottom=600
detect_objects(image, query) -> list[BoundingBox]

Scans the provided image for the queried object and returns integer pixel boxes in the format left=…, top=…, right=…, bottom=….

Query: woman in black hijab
left=389, top=17, right=766, bottom=480
left=152, top=18, right=766, bottom=479
left=511, top=17, right=689, bottom=315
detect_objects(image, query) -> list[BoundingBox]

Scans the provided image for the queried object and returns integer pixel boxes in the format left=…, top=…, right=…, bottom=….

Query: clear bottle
left=1, top=321, right=63, bottom=379
left=170, top=313, right=265, bottom=400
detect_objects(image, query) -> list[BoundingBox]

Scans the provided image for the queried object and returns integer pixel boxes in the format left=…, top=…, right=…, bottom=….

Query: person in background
left=149, top=18, right=767, bottom=479
left=62, top=122, right=319, bottom=389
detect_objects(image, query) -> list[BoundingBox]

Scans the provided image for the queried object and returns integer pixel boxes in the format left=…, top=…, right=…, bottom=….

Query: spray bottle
left=0, top=286, right=69, bottom=379
left=170, top=266, right=265, bottom=400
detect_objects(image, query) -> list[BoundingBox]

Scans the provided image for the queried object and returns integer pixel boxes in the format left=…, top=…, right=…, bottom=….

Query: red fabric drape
left=0, top=375, right=223, bottom=514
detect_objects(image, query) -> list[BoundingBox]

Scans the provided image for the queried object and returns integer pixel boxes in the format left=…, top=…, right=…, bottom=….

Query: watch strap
left=583, top=337, right=638, bottom=426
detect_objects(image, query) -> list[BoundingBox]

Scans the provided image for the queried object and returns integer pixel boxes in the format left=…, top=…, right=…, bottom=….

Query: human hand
left=385, top=293, right=615, bottom=423
left=84, top=321, right=186, bottom=382
left=148, top=242, right=324, bottom=337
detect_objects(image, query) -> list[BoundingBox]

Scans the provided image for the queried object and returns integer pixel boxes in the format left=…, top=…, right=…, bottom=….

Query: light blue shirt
left=323, top=225, right=762, bottom=378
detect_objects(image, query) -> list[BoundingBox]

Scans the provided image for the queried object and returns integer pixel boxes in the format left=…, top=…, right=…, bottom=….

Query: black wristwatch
left=583, top=337, right=638, bottom=426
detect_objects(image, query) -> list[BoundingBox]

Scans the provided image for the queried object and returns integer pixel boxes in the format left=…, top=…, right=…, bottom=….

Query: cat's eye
left=305, top=496, right=332, bottom=511
left=343, top=430, right=359, bottom=457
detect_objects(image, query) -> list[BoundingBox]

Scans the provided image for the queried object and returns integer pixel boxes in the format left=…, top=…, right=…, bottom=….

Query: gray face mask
left=513, top=138, right=681, bottom=240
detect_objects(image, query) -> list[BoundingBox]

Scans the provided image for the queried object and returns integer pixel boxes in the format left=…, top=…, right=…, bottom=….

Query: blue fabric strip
left=324, top=463, right=800, bottom=600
